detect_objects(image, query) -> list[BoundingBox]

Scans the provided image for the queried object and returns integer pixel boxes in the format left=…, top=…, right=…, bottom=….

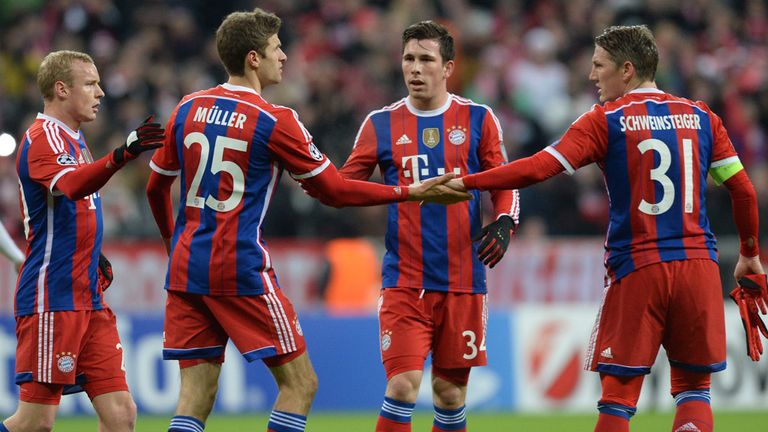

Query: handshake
left=407, top=174, right=470, bottom=205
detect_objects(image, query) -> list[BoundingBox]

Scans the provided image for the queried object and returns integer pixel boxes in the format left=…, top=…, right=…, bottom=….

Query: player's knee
left=14, top=416, right=55, bottom=432
left=433, top=385, right=464, bottom=409
left=100, top=398, right=137, bottom=430
left=296, top=367, right=318, bottom=401
left=387, top=373, right=420, bottom=402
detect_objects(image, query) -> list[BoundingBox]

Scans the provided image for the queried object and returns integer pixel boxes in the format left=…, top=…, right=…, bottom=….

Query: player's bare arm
left=406, top=173, right=472, bottom=204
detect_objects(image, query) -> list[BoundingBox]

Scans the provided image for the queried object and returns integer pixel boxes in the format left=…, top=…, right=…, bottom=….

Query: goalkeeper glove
left=472, top=215, right=515, bottom=268
left=97, top=253, right=113, bottom=292
left=729, top=273, right=768, bottom=361
left=112, top=115, right=164, bottom=166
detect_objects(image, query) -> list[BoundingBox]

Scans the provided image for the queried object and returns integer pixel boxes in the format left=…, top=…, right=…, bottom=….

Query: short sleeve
left=26, top=131, right=77, bottom=193
left=150, top=108, right=182, bottom=176
left=339, top=115, right=379, bottom=180
left=544, top=105, right=608, bottom=174
left=478, top=106, right=508, bottom=170
left=268, top=108, right=330, bottom=180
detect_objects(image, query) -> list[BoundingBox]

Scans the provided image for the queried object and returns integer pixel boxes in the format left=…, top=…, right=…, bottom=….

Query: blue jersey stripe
left=468, top=105, right=486, bottom=292
left=696, top=113, right=718, bottom=260
left=418, top=114, right=449, bottom=288
left=16, top=140, right=40, bottom=314
left=187, top=98, right=241, bottom=293
left=235, top=110, right=277, bottom=294
left=372, top=113, right=400, bottom=287
left=647, top=102, right=685, bottom=261
left=604, top=108, right=635, bottom=274
left=168, top=101, right=196, bottom=290
left=79, top=136, right=104, bottom=309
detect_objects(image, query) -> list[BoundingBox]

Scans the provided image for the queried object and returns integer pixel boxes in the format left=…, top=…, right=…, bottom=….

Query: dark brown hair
left=402, top=20, right=455, bottom=63
left=216, top=8, right=281, bottom=76
left=595, top=25, right=658, bottom=81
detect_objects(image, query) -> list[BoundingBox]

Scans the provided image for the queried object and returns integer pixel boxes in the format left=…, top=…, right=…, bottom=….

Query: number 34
left=462, top=330, right=486, bottom=360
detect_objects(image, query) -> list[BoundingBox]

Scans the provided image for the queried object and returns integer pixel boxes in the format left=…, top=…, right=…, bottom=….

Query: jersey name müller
left=150, top=83, right=329, bottom=296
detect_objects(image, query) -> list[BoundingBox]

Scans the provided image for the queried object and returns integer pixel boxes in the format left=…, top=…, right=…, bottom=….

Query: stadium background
left=0, top=0, right=767, bottom=430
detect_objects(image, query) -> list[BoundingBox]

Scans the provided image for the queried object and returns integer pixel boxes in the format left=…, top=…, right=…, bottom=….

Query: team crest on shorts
left=446, top=126, right=467, bottom=145
left=381, top=329, right=392, bottom=351
left=293, top=318, right=304, bottom=336
left=56, top=352, right=77, bottom=373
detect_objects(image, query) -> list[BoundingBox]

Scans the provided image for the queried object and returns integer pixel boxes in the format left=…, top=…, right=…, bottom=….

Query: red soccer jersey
left=341, top=95, right=519, bottom=293
left=15, top=114, right=106, bottom=316
left=150, top=83, right=330, bottom=296
left=545, top=88, right=738, bottom=281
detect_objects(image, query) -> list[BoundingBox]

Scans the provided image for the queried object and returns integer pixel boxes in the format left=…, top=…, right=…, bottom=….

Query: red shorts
left=163, top=290, right=306, bottom=366
left=15, top=308, right=128, bottom=404
left=586, top=259, right=726, bottom=376
left=378, top=287, right=487, bottom=378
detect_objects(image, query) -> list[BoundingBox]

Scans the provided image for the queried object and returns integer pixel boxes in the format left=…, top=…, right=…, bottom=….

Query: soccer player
left=446, top=25, right=763, bottom=432
left=144, top=9, right=469, bottom=432
left=339, top=21, right=520, bottom=432
left=0, top=222, right=23, bottom=272
left=3, top=50, right=164, bottom=432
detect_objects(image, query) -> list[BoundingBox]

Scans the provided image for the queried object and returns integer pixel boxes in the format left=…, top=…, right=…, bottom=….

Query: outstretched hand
left=444, top=178, right=467, bottom=193
left=407, top=173, right=473, bottom=205
left=112, top=115, right=165, bottom=166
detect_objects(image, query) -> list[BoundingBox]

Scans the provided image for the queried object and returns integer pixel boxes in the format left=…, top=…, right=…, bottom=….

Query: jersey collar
left=405, top=94, right=453, bottom=116
left=221, top=82, right=260, bottom=95
left=36, top=113, right=80, bottom=140
left=628, top=87, right=664, bottom=95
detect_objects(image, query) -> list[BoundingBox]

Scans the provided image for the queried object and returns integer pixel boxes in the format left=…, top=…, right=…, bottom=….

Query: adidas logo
left=395, top=134, right=412, bottom=145
left=600, top=347, right=613, bottom=359
left=674, top=422, right=701, bottom=431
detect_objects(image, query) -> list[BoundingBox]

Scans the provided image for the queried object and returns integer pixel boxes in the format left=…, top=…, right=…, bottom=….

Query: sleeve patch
left=56, top=153, right=78, bottom=166
left=309, top=143, right=324, bottom=161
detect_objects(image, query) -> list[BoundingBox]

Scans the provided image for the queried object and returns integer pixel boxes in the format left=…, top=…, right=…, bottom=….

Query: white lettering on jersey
left=619, top=113, right=701, bottom=132
left=402, top=154, right=461, bottom=184
left=193, top=106, right=247, bottom=129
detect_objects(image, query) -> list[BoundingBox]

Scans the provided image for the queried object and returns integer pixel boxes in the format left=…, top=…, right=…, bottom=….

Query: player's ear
left=246, top=50, right=260, bottom=71
left=53, top=80, right=69, bottom=99
left=621, top=60, right=635, bottom=83
left=443, top=59, right=455, bottom=80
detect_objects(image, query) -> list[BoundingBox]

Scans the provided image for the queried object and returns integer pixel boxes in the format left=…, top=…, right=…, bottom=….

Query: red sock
left=673, top=401, right=712, bottom=432
left=594, top=412, right=630, bottom=432
left=376, top=416, right=411, bottom=432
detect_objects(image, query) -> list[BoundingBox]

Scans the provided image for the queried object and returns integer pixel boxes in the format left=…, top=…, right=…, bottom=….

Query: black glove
left=473, top=215, right=515, bottom=268
left=97, top=253, right=113, bottom=292
left=112, top=115, right=165, bottom=166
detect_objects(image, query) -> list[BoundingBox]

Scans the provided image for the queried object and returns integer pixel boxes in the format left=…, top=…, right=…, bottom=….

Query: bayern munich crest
left=56, top=352, right=76, bottom=373
left=381, top=329, right=392, bottom=351
left=446, top=126, right=467, bottom=145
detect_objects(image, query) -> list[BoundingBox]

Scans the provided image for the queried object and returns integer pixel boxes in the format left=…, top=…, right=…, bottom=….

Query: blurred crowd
left=1, top=0, right=767, bottom=243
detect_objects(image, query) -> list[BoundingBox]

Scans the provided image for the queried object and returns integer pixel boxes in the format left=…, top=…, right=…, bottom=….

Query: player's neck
left=42, top=103, right=80, bottom=131
left=227, top=74, right=262, bottom=94
left=408, top=91, right=449, bottom=112
left=626, top=80, right=657, bottom=94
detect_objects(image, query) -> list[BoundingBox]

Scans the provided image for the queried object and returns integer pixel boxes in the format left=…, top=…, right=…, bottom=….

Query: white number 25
left=184, top=132, right=248, bottom=212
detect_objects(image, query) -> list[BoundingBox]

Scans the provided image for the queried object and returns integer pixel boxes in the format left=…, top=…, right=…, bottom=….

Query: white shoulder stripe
left=544, top=146, right=575, bottom=175
left=604, top=98, right=707, bottom=115
left=290, top=158, right=331, bottom=180
left=149, top=160, right=180, bottom=177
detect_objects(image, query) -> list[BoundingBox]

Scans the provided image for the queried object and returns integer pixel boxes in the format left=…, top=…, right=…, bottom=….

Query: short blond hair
left=37, top=50, right=95, bottom=101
